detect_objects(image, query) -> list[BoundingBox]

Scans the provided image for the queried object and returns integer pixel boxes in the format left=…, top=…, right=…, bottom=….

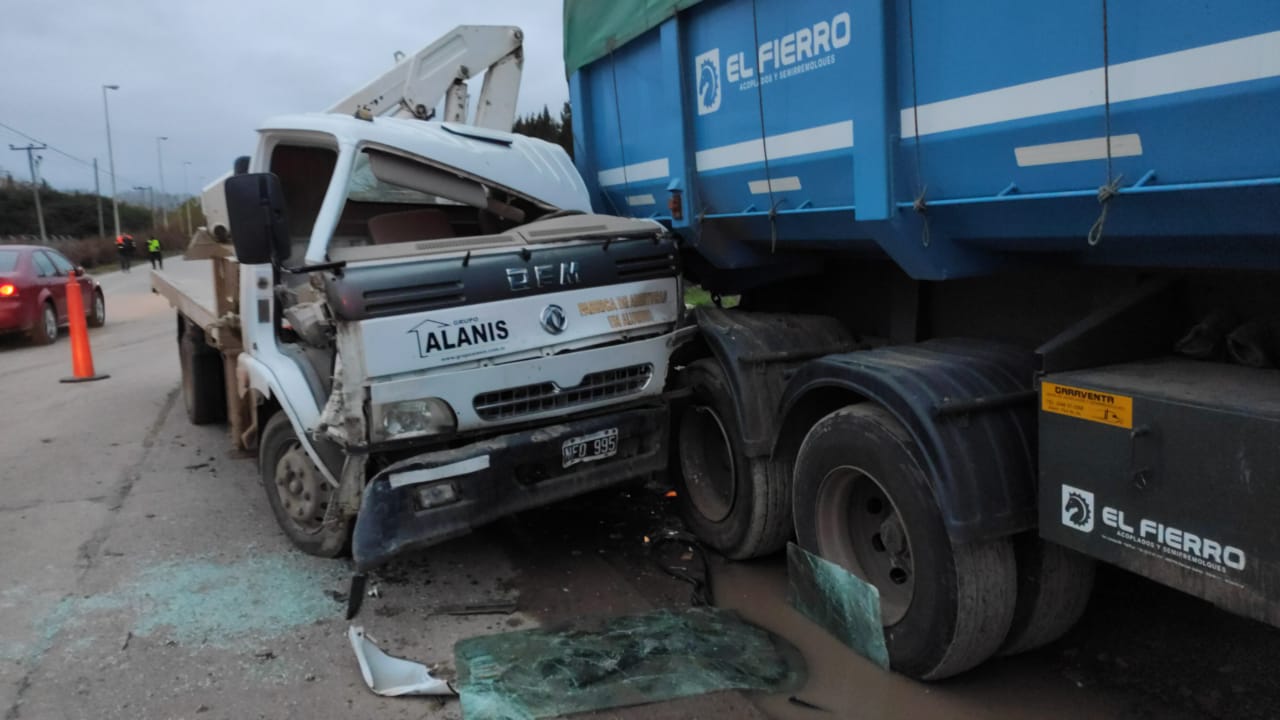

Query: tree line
left=511, top=102, right=573, bottom=158
left=0, top=179, right=150, bottom=237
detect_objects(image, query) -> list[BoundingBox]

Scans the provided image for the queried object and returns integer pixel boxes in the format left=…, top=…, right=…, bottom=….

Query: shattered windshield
left=346, top=151, right=439, bottom=205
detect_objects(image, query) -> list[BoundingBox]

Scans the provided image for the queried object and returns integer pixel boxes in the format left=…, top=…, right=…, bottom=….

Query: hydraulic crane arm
left=328, top=25, right=524, bottom=131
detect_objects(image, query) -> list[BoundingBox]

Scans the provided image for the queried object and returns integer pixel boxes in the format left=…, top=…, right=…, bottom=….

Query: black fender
left=690, top=306, right=857, bottom=457
left=775, top=339, right=1039, bottom=544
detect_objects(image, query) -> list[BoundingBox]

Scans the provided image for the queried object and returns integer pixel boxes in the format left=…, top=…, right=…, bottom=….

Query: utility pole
left=94, top=158, right=105, bottom=238
left=156, top=136, right=168, bottom=229
left=102, top=84, right=121, bottom=240
left=182, top=160, right=193, bottom=237
left=9, top=144, right=49, bottom=244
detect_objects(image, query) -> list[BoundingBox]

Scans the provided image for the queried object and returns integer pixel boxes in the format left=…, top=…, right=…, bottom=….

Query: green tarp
left=563, top=0, right=706, bottom=75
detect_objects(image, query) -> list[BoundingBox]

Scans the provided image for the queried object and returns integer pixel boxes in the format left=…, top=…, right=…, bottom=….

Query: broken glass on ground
left=454, top=606, right=804, bottom=719
left=787, top=542, right=890, bottom=670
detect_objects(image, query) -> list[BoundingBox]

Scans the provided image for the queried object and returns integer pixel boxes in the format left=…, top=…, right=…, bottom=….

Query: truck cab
left=211, top=112, right=688, bottom=565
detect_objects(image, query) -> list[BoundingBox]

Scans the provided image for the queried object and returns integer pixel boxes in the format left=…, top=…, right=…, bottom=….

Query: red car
left=0, top=245, right=105, bottom=345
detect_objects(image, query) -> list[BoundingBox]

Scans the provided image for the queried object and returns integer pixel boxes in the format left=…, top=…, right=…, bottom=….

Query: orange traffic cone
left=60, top=271, right=109, bottom=383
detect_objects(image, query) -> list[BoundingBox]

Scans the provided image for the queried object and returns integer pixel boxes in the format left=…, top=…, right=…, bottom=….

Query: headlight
left=370, top=398, right=456, bottom=442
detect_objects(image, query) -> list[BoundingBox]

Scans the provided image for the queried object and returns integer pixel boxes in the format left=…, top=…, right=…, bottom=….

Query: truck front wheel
left=793, top=404, right=1017, bottom=680
left=260, top=412, right=350, bottom=558
left=674, top=359, right=792, bottom=559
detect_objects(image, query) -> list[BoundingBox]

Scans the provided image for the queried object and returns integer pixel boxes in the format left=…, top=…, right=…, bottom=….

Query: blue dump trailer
left=566, top=1, right=1280, bottom=679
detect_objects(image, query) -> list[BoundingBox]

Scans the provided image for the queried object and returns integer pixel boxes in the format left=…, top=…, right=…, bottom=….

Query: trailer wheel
left=999, top=535, right=1095, bottom=656
left=260, top=412, right=349, bottom=558
left=674, top=359, right=792, bottom=559
left=793, top=404, right=1017, bottom=680
left=179, top=319, right=226, bottom=425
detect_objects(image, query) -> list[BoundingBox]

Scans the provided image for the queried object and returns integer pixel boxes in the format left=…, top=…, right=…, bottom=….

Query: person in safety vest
left=116, top=233, right=135, bottom=272
left=147, top=236, right=163, bottom=269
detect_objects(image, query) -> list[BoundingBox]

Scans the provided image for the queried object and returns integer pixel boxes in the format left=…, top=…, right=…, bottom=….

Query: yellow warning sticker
left=1041, top=382, right=1133, bottom=429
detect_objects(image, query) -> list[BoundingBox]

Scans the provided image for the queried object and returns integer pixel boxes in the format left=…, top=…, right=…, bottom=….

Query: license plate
left=561, top=427, right=619, bottom=468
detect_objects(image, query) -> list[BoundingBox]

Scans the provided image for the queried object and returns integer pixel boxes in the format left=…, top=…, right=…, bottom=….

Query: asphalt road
left=0, top=264, right=1277, bottom=720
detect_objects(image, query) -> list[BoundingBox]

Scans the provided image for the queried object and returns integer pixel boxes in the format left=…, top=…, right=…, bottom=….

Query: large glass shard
left=787, top=542, right=890, bottom=670
left=454, top=606, right=804, bottom=719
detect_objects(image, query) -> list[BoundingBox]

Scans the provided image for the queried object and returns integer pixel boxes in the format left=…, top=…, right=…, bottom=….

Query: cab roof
left=256, top=113, right=591, bottom=212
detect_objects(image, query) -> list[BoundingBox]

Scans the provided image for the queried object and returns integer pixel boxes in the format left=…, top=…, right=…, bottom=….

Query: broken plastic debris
left=348, top=626, right=454, bottom=697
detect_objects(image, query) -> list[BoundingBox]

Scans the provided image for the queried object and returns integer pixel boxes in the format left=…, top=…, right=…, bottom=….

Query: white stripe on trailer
left=901, top=30, right=1280, bottom=138
left=597, top=157, right=670, bottom=187
left=1015, top=134, right=1143, bottom=167
left=748, top=176, right=803, bottom=194
left=695, top=120, right=854, bottom=172
left=626, top=194, right=657, bottom=206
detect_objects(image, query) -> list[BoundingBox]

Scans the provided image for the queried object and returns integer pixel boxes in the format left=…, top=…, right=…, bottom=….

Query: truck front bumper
left=352, top=403, right=668, bottom=570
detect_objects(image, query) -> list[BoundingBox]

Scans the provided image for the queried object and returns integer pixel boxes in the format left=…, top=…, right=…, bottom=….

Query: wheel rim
left=815, top=466, right=916, bottom=625
left=94, top=295, right=104, bottom=322
left=43, top=306, right=56, bottom=340
left=273, top=442, right=333, bottom=535
left=678, top=404, right=736, bottom=523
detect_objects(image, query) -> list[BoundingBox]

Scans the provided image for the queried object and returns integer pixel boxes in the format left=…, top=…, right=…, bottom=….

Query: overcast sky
left=0, top=0, right=567, bottom=197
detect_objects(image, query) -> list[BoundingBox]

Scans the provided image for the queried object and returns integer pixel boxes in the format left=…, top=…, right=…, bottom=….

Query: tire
left=259, top=412, right=350, bottom=558
left=30, top=302, right=57, bottom=345
left=179, top=320, right=226, bottom=425
left=793, top=404, right=1018, bottom=680
left=88, top=290, right=106, bottom=328
left=999, top=535, right=1096, bottom=656
left=673, top=359, right=792, bottom=559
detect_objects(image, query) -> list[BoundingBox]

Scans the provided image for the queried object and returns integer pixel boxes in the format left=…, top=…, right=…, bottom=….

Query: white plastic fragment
left=348, top=625, right=454, bottom=696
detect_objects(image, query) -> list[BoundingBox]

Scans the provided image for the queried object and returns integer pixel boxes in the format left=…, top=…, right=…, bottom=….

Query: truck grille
left=473, top=364, right=653, bottom=421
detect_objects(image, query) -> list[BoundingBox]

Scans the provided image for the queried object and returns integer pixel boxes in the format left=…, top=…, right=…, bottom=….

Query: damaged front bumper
left=352, top=404, right=668, bottom=570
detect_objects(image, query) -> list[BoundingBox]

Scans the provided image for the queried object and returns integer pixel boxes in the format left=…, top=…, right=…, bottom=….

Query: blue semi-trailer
left=566, top=0, right=1280, bottom=679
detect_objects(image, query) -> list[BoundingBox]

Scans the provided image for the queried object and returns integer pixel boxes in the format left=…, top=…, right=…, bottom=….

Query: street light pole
left=94, top=158, right=105, bottom=238
left=182, top=160, right=193, bottom=237
left=134, top=185, right=154, bottom=229
left=155, top=136, right=168, bottom=229
left=101, top=84, right=121, bottom=240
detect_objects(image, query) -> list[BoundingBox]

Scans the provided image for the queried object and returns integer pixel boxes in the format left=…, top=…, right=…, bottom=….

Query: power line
left=0, top=117, right=147, bottom=189
left=0, top=119, right=93, bottom=167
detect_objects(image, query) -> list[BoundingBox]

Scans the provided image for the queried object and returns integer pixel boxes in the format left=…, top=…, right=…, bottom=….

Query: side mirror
left=73, top=266, right=85, bottom=277
left=224, top=173, right=291, bottom=265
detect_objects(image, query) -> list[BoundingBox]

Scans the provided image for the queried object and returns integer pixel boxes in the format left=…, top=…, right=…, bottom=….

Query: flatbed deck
left=149, top=258, right=226, bottom=334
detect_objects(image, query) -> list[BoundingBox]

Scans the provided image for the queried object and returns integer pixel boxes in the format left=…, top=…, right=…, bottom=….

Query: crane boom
left=328, top=25, right=524, bottom=131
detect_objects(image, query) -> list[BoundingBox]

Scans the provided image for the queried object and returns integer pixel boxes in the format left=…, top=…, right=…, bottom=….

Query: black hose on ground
left=647, top=528, right=715, bottom=607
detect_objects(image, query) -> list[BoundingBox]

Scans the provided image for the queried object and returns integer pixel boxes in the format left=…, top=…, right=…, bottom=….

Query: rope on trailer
left=749, top=0, right=781, bottom=253
left=604, top=47, right=630, bottom=218
left=1089, top=0, right=1121, bottom=247
left=907, top=0, right=930, bottom=247
left=1088, top=176, right=1123, bottom=247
